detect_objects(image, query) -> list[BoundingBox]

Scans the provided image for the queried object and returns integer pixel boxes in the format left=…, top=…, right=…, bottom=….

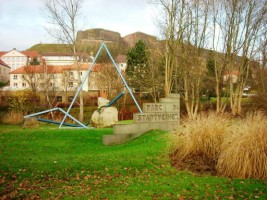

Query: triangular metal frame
left=58, top=43, right=143, bottom=128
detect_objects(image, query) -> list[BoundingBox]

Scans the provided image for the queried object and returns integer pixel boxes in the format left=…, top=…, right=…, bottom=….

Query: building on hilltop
left=41, top=52, right=92, bottom=66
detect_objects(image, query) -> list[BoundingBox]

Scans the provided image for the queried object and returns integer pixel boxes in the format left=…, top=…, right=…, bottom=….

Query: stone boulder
left=98, top=97, right=110, bottom=108
left=91, top=107, right=118, bottom=128
left=90, top=97, right=118, bottom=128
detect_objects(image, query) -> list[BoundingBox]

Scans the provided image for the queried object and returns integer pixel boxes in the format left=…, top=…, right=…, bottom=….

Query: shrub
left=8, top=90, right=40, bottom=114
left=217, top=111, right=267, bottom=179
left=1, top=111, right=24, bottom=125
left=170, top=112, right=231, bottom=162
left=250, top=93, right=267, bottom=114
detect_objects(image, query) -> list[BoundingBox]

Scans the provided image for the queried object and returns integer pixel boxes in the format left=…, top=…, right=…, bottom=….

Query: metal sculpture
left=24, top=43, right=142, bottom=128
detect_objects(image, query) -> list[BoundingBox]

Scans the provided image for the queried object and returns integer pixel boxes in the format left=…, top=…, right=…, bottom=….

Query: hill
left=27, top=43, right=71, bottom=54
left=123, top=31, right=157, bottom=48
left=76, top=28, right=122, bottom=44
left=28, top=28, right=158, bottom=56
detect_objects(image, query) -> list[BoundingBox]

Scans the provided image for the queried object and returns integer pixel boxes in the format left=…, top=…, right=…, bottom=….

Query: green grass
left=116, top=120, right=134, bottom=124
left=27, top=43, right=71, bottom=53
left=0, top=125, right=266, bottom=199
left=209, top=96, right=252, bottom=103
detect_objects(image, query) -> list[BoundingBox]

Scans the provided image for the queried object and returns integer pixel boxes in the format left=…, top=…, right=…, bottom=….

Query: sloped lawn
left=0, top=125, right=266, bottom=199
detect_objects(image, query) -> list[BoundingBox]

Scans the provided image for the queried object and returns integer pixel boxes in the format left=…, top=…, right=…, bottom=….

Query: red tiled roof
left=41, top=52, right=88, bottom=57
left=0, top=52, right=7, bottom=57
left=0, top=50, right=39, bottom=58
left=224, top=70, right=239, bottom=76
left=42, top=52, right=75, bottom=56
left=10, top=63, right=101, bottom=74
left=0, top=59, right=10, bottom=68
left=115, top=55, right=126, bottom=63
left=21, top=51, right=39, bottom=58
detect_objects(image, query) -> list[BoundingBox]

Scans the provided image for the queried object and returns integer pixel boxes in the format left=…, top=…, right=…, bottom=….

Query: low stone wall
left=102, top=94, right=180, bottom=145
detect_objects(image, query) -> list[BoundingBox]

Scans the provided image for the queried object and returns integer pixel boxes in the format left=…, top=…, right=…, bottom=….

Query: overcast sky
left=0, top=0, right=158, bottom=51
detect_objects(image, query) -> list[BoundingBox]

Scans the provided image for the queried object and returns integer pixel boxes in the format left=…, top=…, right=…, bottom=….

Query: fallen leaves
left=0, top=165, right=266, bottom=199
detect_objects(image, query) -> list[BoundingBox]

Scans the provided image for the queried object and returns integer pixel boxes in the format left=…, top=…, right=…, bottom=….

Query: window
left=13, top=75, right=18, bottom=80
left=80, top=72, right=83, bottom=76
left=68, top=82, right=73, bottom=87
left=22, top=83, right=26, bottom=87
left=12, top=57, right=15, bottom=62
left=69, top=71, right=73, bottom=76
left=13, top=83, right=18, bottom=87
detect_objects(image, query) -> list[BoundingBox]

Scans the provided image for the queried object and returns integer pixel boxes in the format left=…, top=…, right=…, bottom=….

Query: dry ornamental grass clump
left=217, top=111, right=267, bottom=179
left=170, top=111, right=267, bottom=179
left=169, top=112, right=231, bottom=165
left=1, top=111, right=24, bottom=125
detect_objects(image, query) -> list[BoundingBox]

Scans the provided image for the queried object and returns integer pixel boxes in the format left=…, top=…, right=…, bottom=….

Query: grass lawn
left=0, top=125, right=266, bottom=199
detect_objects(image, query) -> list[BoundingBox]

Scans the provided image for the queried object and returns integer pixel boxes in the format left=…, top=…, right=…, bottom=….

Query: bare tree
left=150, top=0, right=210, bottom=119
left=149, top=0, right=267, bottom=117
left=260, top=48, right=267, bottom=93
left=23, top=63, right=57, bottom=116
left=150, top=0, right=180, bottom=97
left=61, top=70, right=73, bottom=100
left=23, top=65, right=41, bottom=93
left=257, top=24, right=267, bottom=93
left=147, top=43, right=165, bottom=102
left=216, top=0, right=267, bottom=115
left=42, top=0, right=85, bottom=121
left=95, top=64, right=124, bottom=99
left=180, top=0, right=210, bottom=119
left=209, top=0, right=228, bottom=113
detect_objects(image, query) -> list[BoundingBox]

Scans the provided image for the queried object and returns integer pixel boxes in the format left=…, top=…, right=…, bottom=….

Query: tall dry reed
left=217, top=111, right=267, bottom=179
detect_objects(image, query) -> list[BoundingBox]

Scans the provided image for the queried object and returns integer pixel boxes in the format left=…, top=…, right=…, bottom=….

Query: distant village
left=0, top=29, right=157, bottom=104
left=0, top=28, right=266, bottom=107
left=0, top=48, right=126, bottom=90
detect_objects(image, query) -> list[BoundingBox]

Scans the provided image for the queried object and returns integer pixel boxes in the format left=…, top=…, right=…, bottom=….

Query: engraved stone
left=133, top=113, right=179, bottom=123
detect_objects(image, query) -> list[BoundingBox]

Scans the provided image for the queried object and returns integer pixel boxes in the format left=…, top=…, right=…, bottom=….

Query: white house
left=223, top=70, right=239, bottom=83
left=115, top=55, right=127, bottom=71
left=41, top=52, right=91, bottom=66
left=9, top=63, right=101, bottom=92
left=0, top=48, right=39, bottom=71
left=0, top=59, right=10, bottom=83
left=7, top=55, right=126, bottom=102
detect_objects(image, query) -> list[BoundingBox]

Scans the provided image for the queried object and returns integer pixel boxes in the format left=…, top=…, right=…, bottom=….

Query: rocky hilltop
left=28, top=28, right=158, bottom=55
left=123, top=32, right=157, bottom=48
left=77, top=28, right=122, bottom=44
left=77, top=28, right=157, bottom=48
